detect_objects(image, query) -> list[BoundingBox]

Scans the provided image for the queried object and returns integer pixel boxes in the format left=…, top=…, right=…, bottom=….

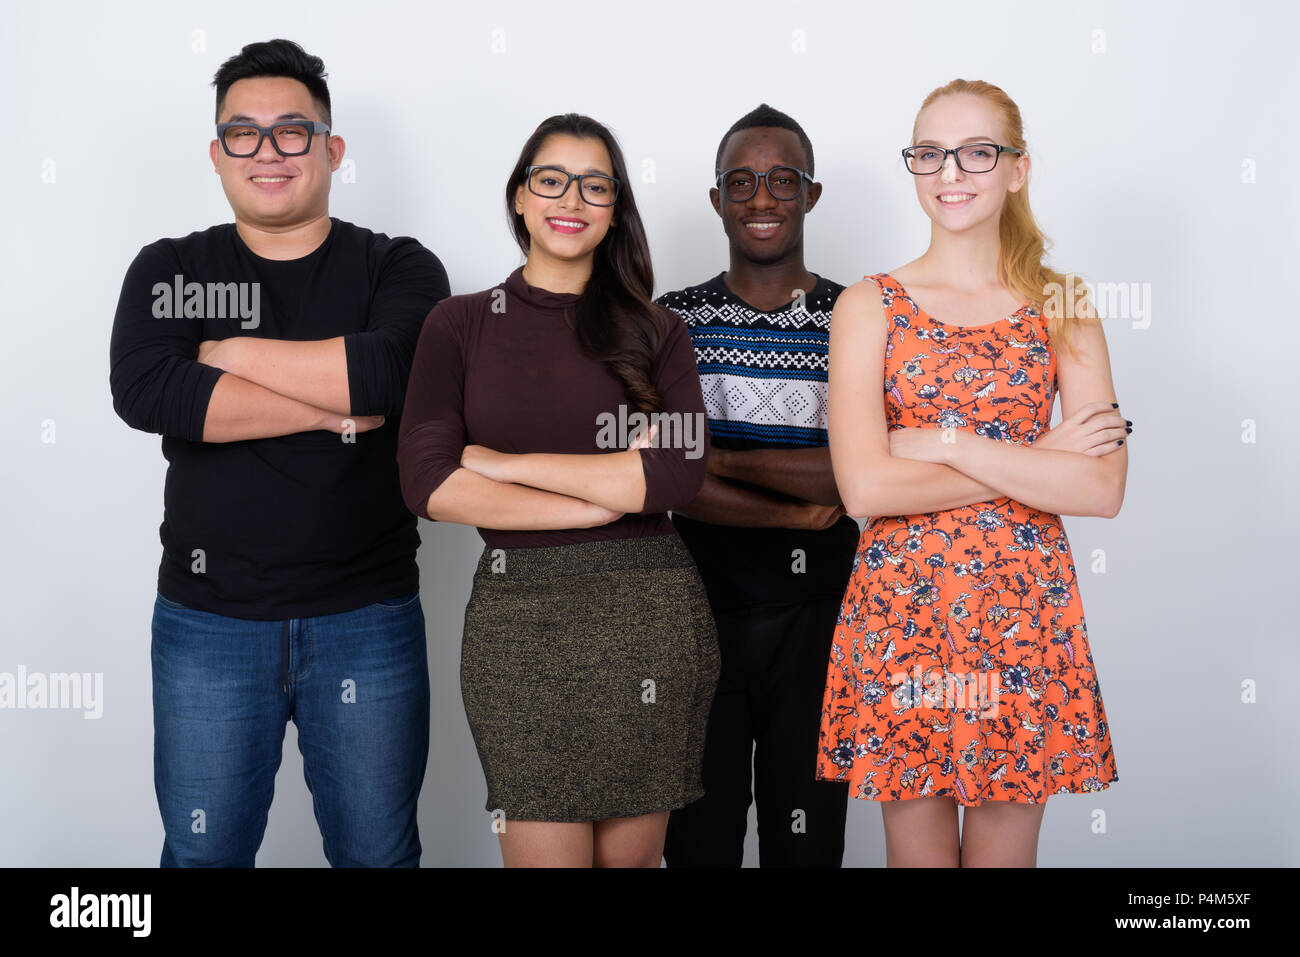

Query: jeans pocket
left=375, top=591, right=420, bottom=611
left=156, top=592, right=190, bottom=611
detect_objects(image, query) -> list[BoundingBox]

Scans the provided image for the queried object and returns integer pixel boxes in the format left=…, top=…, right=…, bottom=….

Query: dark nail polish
left=1125, top=419, right=1132, bottom=426
left=1125, top=427, right=1132, bottom=433
left=1111, top=403, right=1118, bottom=408
left=1118, top=439, right=1124, bottom=445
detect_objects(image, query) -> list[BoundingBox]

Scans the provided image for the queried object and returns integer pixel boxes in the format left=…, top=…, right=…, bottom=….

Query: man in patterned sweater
left=657, top=104, right=856, bottom=867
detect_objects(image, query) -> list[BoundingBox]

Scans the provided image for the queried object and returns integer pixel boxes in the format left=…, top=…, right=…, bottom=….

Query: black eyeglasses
left=902, top=143, right=1021, bottom=175
left=216, top=121, right=330, bottom=157
left=716, top=166, right=812, bottom=202
left=524, top=165, right=621, bottom=206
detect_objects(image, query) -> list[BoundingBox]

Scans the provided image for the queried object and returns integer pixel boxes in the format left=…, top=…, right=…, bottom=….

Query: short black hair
left=715, top=103, right=814, bottom=177
left=212, top=39, right=331, bottom=125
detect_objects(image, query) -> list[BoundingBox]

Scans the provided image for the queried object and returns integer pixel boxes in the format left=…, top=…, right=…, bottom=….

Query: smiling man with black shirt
left=109, top=39, right=449, bottom=867
left=657, top=104, right=854, bottom=867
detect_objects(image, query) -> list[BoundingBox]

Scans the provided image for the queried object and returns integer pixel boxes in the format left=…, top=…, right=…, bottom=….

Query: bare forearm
left=204, top=337, right=351, bottom=415
left=202, top=372, right=329, bottom=442
left=836, top=453, right=1005, bottom=519
left=712, top=446, right=842, bottom=506
left=507, top=449, right=648, bottom=514
left=946, top=432, right=1124, bottom=517
left=425, top=467, right=613, bottom=529
left=672, top=474, right=812, bottom=528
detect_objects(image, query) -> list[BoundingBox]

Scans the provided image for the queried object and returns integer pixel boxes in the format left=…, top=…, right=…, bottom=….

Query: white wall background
left=2, top=0, right=1297, bottom=866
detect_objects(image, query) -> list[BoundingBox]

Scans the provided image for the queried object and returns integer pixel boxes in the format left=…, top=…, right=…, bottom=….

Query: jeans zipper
left=280, top=619, right=290, bottom=694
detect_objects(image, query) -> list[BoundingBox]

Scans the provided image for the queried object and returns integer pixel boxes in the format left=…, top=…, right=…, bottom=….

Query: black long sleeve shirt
left=109, top=218, right=450, bottom=619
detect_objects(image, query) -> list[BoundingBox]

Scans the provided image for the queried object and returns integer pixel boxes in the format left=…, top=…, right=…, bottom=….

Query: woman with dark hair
left=397, top=114, right=719, bottom=867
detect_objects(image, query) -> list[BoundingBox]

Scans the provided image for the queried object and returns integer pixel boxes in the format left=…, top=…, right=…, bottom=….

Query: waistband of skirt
left=473, top=532, right=693, bottom=580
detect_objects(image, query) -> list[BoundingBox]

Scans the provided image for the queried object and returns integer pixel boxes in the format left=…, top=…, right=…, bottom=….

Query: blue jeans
left=151, top=590, right=430, bottom=867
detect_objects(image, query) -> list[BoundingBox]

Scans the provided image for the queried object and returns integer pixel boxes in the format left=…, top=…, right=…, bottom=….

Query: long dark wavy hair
left=505, top=113, right=667, bottom=415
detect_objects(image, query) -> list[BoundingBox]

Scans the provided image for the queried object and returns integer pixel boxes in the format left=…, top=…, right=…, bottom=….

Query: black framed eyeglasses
left=716, top=166, right=812, bottom=202
left=524, top=165, right=621, bottom=206
left=902, top=143, right=1021, bottom=175
left=216, top=121, right=330, bottom=157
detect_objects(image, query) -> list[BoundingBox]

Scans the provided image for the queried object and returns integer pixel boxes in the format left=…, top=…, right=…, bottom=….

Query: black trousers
left=663, top=594, right=850, bottom=867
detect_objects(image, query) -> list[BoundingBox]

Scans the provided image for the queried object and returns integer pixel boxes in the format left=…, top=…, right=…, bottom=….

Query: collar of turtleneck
left=503, top=265, right=582, bottom=311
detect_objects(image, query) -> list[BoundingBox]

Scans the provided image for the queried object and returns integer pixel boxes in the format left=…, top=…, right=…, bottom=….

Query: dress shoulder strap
left=859, top=273, right=911, bottom=320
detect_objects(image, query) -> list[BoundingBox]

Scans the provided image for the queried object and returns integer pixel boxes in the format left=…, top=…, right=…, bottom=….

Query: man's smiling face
left=712, top=125, right=819, bottom=266
left=209, top=75, right=343, bottom=229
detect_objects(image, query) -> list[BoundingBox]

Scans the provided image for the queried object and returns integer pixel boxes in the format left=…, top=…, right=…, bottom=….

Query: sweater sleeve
left=636, top=308, right=709, bottom=514
left=109, top=242, right=225, bottom=440
left=396, top=297, right=468, bottom=520
left=343, top=239, right=450, bottom=417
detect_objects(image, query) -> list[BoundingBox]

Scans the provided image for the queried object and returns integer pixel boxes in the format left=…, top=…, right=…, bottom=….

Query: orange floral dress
left=815, top=274, right=1118, bottom=805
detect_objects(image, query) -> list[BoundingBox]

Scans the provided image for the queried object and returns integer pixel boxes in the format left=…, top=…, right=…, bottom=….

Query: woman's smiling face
left=910, top=92, right=1028, bottom=234
left=514, top=133, right=617, bottom=266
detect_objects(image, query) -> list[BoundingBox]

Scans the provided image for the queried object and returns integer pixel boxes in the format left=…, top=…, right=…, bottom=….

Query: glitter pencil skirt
left=460, top=531, right=721, bottom=823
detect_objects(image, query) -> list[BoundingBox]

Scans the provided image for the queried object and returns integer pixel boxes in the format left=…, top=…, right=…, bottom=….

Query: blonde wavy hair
left=913, top=79, right=1097, bottom=359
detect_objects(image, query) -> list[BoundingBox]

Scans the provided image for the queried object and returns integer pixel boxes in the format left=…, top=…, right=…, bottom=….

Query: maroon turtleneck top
left=396, top=265, right=709, bottom=548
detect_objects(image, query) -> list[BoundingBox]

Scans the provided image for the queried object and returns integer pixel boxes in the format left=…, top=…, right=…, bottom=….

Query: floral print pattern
left=815, top=274, right=1118, bottom=805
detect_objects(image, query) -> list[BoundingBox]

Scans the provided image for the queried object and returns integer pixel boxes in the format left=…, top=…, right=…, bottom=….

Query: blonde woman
left=817, top=79, right=1128, bottom=866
